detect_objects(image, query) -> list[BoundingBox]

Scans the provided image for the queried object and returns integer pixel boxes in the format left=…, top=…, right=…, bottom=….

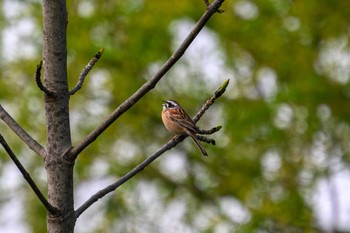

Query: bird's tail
left=188, top=131, right=208, bottom=156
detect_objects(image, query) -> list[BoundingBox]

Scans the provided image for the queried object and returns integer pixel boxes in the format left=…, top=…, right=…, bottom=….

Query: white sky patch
left=273, top=103, right=293, bottom=129
left=74, top=177, right=116, bottom=233
left=3, top=0, right=27, bottom=18
left=88, top=158, right=110, bottom=177
left=111, top=139, right=143, bottom=166
left=315, top=36, right=350, bottom=84
left=317, top=104, right=331, bottom=122
left=256, top=67, right=278, bottom=101
left=77, top=0, right=95, bottom=18
left=158, top=153, right=188, bottom=182
left=309, top=132, right=329, bottom=169
left=233, top=0, right=259, bottom=20
left=0, top=164, right=29, bottom=233
left=2, top=0, right=39, bottom=61
left=159, top=199, right=190, bottom=233
left=87, top=69, right=114, bottom=101
left=166, top=18, right=233, bottom=91
left=219, top=197, right=251, bottom=224
left=0, top=194, right=29, bottom=233
left=311, top=169, right=350, bottom=232
left=283, top=16, right=301, bottom=32
left=75, top=176, right=116, bottom=207
left=214, top=223, right=234, bottom=233
left=193, top=204, right=219, bottom=231
left=2, top=18, right=38, bottom=61
left=1, top=163, right=24, bottom=191
left=134, top=180, right=162, bottom=208
left=261, top=149, right=281, bottom=181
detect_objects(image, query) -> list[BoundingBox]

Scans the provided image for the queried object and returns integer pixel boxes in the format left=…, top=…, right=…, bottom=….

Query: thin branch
left=190, top=79, right=229, bottom=146
left=0, top=134, right=59, bottom=215
left=68, top=0, right=226, bottom=160
left=74, top=78, right=229, bottom=218
left=197, top=135, right=216, bottom=145
left=197, top=125, right=222, bottom=135
left=69, top=49, right=104, bottom=95
left=196, top=126, right=222, bottom=145
left=35, top=60, right=53, bottom=96
left=0, top=105, right=46, bottom=158
left=203, top=0, right=225, bottom=13
left=193, top=79, right=229, bottom=123
left=74, top=139, right=178, bottom=218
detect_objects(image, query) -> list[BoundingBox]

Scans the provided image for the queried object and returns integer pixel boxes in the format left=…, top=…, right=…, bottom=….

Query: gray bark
left=42, top=0, right=75, bottom=232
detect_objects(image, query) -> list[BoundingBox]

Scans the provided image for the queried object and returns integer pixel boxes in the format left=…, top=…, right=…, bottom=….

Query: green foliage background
left=1, top=0, right=350, bottom=232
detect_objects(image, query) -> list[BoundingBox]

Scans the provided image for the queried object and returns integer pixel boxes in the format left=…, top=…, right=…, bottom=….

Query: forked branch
left=74, top=78, right=229, bottom=218
left=68, top=0, right=226, bottom=160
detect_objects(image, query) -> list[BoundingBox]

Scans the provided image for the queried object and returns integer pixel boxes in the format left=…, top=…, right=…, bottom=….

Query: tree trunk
left=42, top=0, right=75, bottom=232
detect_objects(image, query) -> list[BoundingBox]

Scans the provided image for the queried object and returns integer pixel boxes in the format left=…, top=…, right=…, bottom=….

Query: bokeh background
left=1, top=0, right=350, bottom=232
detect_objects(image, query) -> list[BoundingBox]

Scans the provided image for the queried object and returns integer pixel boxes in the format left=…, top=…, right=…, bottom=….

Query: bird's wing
left=168, top=109, right=199, bottom=133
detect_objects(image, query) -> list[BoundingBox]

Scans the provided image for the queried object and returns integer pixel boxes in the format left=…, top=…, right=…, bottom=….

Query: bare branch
left=197, top=135, right=216, bottom=145
left=0, top=134, right=59, bottom=215
left=35, top=60, right=54, bottom=96
left=74, top=138, right=178, bottom=218
left=197, top=125, right=222, bottom=135
left=203, top=0, right=224, bottom=13
left=69, top=0, right=226, bottom=160
left=196, top=126, right=222, bottom=145
left=0, top=105, right=46, bottom=158
left=193, top=79, right=229, bottom=123
left=195, top=125, right=223, bottom=146
left=74, top=78, right=229, bottom=218
left=69, top=49, right=104, bottom=95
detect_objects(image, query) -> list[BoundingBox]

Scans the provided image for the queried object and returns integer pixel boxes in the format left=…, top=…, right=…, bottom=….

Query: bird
left=161, top=100, right=208, bottom=156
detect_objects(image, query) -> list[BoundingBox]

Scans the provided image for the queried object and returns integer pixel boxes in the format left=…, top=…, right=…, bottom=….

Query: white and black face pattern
left=163, top=100, right=180, bottom=110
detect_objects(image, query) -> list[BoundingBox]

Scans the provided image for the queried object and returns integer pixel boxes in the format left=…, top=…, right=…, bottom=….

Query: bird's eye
left=167, top=101, right=174, bottom=108
left=164, top=100, right=178, bottom=108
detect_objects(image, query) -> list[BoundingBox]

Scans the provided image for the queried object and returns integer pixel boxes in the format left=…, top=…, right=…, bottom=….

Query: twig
left=69, top=49, right=104, bottom=95
left=68, top=0, right=226, bottom=160
left=35, top=60, right=53, bottom=96
left=197, top=125, right=222, bottom=135
left=74, top=78, right=229, bottom=218
left=0, top=105, right=46, bottom=158
left=0, top=134, right=59, bottom=215
left=197, top=135, right=216, bottom=145
left=203, top=0, right=225, bottom=13
left=196, top=126, right=222, bottom=145
left=193, top=79, right=229, bottom=123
